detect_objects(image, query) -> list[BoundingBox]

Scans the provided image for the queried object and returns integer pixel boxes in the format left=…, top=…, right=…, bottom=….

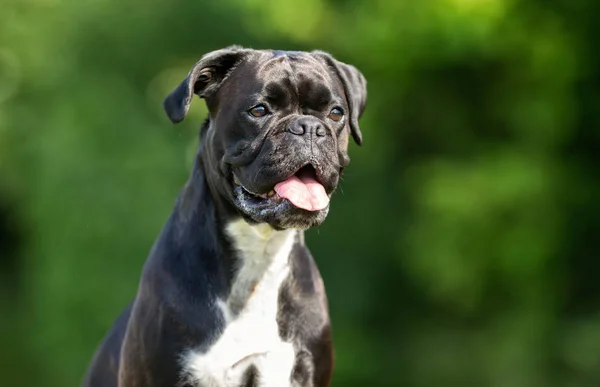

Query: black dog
left=83, top=46, right=367, bottom=387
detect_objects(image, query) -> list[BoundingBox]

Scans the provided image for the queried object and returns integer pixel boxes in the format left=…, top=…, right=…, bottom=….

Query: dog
left=82, top=46, right=367, bottom=387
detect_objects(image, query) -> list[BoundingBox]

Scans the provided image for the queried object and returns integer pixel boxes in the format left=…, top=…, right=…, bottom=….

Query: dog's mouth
left=233, top=165, right=330, bottom=212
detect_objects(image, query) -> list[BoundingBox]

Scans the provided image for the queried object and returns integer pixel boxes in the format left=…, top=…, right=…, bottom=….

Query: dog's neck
left=224, top=219, right=297, bottom=316
left=168, top=148, right=302, bottom=309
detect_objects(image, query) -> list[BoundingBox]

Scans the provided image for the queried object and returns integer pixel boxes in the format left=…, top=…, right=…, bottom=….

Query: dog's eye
left=248, top=105, right=268, bottom=118
left=328, top=107, right=344, bottom=122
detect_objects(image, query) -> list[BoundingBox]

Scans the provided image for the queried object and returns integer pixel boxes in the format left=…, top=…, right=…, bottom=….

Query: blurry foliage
left=1, top=0, right=599, bottom=386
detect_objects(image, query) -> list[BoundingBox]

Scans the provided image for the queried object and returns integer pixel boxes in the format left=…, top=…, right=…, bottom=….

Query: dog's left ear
left=312, top=51, right=367, bottom=146
left=163, top=46, right=252, bottom=123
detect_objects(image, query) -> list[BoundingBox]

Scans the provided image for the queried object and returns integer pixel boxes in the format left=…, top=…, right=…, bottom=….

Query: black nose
left=288, top=116, right=326, bottom=137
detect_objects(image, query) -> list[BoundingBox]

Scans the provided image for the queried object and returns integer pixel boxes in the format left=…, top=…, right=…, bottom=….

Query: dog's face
left=163, top=47, right=366, bottom=230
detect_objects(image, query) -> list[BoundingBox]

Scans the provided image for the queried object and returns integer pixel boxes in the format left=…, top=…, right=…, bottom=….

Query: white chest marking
left=182, top=220, right=297, bottom=387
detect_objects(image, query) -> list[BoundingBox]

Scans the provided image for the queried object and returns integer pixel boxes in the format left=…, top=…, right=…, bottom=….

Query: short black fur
left=83, top=47, right=367, bottom=387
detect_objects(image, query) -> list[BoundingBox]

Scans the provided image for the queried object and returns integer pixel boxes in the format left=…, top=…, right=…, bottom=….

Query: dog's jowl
left=82, top=46, right=367, bottom=387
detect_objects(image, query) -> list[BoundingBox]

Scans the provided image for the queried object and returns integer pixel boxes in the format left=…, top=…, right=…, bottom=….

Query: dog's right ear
left=163, top=46, right=251, bottom=123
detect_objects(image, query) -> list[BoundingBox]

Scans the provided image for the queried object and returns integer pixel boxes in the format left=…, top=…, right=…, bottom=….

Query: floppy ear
left=312, top=51, right=367, bottom=146
left=163, top=46, right=251, bottom=123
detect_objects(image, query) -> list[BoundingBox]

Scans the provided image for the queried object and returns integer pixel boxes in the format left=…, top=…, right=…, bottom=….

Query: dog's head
left=163, top=46, right=367, bottom=230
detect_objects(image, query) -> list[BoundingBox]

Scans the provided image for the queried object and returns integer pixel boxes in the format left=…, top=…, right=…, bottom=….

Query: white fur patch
left=182, top=219, right=297, bottom=386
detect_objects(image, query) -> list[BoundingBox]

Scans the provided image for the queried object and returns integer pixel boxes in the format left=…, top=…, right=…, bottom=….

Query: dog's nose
left=288, top=117, right=326, bottom=137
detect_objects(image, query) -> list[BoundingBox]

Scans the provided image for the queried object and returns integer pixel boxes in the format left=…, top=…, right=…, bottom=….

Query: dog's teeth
left=233, top=175, right=241, bottom=186
left=267, top=190, right=275, bottom=197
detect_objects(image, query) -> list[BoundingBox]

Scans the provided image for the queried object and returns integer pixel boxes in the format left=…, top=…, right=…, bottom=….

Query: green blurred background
left=1, top=0, right=600, bottom=386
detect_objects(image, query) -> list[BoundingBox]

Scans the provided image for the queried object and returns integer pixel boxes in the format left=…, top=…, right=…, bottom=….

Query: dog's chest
left=182, top=221, right=297, bottom=387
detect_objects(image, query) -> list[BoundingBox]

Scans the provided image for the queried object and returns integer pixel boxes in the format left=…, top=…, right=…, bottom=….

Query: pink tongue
left=274, top=170, right=329, bottom=211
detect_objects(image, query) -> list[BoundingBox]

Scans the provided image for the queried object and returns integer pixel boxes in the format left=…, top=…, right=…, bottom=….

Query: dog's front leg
left=117, top=298, right=175, bottom=387
left=117, top=290, right=200, bottom=387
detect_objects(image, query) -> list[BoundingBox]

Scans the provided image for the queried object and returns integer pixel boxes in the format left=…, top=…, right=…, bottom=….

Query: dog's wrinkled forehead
left=263, top=52, right=339, bottom=100
left=258, top=51, right=330, bottom=81
left=221, top=50, right=342, bottom=109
